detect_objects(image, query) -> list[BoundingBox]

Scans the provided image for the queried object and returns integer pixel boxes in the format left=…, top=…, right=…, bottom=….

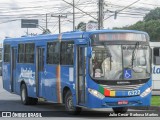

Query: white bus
left=150, top=42, right=160, bottom=95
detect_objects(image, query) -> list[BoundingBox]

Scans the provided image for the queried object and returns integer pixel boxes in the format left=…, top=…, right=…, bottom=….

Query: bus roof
left=3, top=29, right=148, bottom=43
left=86, top=29, right=147, bottom=34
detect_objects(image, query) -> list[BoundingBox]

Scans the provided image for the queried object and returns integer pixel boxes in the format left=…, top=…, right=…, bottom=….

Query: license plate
left=118, top=100, right=128, bottom=105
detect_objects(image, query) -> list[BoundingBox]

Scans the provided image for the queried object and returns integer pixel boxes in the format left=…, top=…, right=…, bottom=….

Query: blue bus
left=3, top=30, right=151, bottom=114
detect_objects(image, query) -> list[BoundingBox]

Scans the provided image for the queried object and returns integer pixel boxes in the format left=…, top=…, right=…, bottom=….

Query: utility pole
left=58, top=15, right=61, bottom=33
left=62, top=0, right=97, bottom=30
left=73, top=0, right=75, bottom=31
left=46, top=14, right=48, bottom=30
left=51, top=15, right=67, bottom=33
left=98, top=0, right=104, bottom=29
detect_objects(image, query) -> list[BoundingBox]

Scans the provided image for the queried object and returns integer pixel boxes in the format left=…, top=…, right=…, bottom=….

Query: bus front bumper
left=87, top=93, right=151, bottom=108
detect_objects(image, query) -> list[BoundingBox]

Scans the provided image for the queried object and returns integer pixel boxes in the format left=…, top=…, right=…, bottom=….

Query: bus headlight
left=140, top=87, right=152, bottom=98
left=88, top=88, right=105, bottom=99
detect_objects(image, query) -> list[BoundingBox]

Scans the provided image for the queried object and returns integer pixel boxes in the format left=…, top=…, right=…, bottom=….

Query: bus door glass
left=36, top=47, right=45, bottom=97
left=11, top=47, right=17, bottom=92
left=77, top=46, right=87, bottom=104
left=152, top=47, right=160, bottom=91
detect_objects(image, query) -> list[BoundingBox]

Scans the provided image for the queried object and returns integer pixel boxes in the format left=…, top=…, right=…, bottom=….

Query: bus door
left=77, top=46, right=87, bottom=105
left=36, top=47, right=45, bottom=97
left=11, top=47, right=17, bottom=92
left=152, top=47, right=160, bottom=95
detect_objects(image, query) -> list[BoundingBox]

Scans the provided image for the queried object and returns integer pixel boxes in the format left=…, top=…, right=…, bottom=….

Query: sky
left=0, top=0, right=159, bottom=42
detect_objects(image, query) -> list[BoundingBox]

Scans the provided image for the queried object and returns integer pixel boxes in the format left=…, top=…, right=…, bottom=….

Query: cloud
left=0, top=0, right=158, bottom=40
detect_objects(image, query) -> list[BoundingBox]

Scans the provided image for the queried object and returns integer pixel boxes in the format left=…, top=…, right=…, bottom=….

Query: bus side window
left=60, top=41, right=74, bottom=65
left=4, top=44, right=11, bottom=63
left=18, top=43, right=35, bottom=63
left=18, top=44, right=25, bottom=63
left=47, top=42, right=60, bottom=64
left=25, top=43, right=35, bottom=63
left=154, top=48, right=160, bottom=65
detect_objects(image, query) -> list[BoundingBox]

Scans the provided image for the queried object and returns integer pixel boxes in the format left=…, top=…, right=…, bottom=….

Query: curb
left=149, top=106, right=160, bottom=111
left=130, top=106, right=160, bottom=111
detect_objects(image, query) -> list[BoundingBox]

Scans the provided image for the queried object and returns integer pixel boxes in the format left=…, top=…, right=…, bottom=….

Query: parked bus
left=0, top=43, right=3, bottom=76
left=3, top=30, right=151, bottom=114
left=150, top=42, right=160, bottom=95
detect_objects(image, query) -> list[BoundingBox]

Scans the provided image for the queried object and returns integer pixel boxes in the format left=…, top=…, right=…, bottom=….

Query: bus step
left=38, top=98, right=46, bottom=102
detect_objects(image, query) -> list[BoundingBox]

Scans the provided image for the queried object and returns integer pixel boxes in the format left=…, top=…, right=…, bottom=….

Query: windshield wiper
left=131, top=42, right=140, bottom=68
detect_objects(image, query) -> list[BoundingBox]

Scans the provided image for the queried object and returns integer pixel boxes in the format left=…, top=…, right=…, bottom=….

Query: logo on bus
left=124, top=69, right=132, bottom=79
left=153, top=66, right=160, bottom=74
left=19, top=67, right=35, bottom=86
left=20, top=68, right=35, bottom=78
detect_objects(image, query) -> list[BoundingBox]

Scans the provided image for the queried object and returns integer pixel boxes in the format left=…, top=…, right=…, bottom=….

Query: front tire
left=112, top=107, right=128, bottom=114
left=65, top=91, right=81, bottom=115
left=20, top=84, right=38, bottom=105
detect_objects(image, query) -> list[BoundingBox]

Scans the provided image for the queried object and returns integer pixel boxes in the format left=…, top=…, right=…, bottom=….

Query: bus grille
left=100, top=84, right=144, bottom=91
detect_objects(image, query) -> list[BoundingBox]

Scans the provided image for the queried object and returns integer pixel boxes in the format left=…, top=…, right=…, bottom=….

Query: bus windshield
left=90, top=44, right=150, bottom=80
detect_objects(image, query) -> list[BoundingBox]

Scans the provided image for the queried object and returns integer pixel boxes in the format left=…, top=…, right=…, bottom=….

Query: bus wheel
left=112, top=107, right=128, bottom=114
left=65, top=91, right=81, bottom=115
left=20, top=84, right=31, bottom=105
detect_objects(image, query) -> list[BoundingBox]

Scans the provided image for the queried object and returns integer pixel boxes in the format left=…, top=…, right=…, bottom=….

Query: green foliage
left=144, top=7, right=160, bottom=21
left=76, top=22, right=86, bottom=31
left=114, top=20, right=160, bottom=41
left=114, top=7, right=160, bottom=41
left=42, top=29, right=51, bottom=34
left=76, top=20, right=97, bottom=31
left=88, top=20, right=97, bottom=23
left=151, top=96, right=160, bottom=106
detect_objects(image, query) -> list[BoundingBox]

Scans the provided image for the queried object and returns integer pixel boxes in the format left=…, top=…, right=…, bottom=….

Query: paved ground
left=0, top=76, right=160, bottom=120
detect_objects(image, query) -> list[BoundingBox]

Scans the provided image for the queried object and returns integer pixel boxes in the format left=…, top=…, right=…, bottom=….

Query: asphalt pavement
left=0, top=76, right=160, bottom=120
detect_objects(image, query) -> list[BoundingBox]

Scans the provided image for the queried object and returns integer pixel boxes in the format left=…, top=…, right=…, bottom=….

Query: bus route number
left=128, top=90, right=140, bottom=96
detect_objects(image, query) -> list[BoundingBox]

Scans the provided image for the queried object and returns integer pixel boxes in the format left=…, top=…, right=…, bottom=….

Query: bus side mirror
left=87, top=47, right=92, bottom=58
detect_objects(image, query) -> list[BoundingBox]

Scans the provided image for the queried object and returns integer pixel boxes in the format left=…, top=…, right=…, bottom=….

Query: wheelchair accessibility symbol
left=124, top=69, right=132, bottom=79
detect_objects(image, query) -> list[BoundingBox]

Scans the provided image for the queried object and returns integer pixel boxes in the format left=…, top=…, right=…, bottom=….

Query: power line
left=0, top=0, right=153, bottom=34
left=62, top=0, right=97, bottom=20
left=51, top=15, right=67, bottom=33
left=106, top=3, right=151, bottom=12
left=0, top=0, right=97, bottom=24
left=73, top=0, right=75, bottom=31
left=0, top=14, right=45, bottom=24
left=51, top=13, right=89, bottom=33
left=49, top=2, right=74, bottom=32
left=104, top=0, right=141, bottom=20
left=106, top=0, right=160, bottom=7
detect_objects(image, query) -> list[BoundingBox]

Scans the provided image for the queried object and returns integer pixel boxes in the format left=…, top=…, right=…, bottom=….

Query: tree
left=42, top=29, right=51, bottom=34
left=144, top=7, right=160, bottom=21
left=113, top=7, right=160, bottom=41
left=88, top=20, right=97, bottom=23
left=76, top=20, right=98, bottom=31
left=76, top=22, right=86, bottom=31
